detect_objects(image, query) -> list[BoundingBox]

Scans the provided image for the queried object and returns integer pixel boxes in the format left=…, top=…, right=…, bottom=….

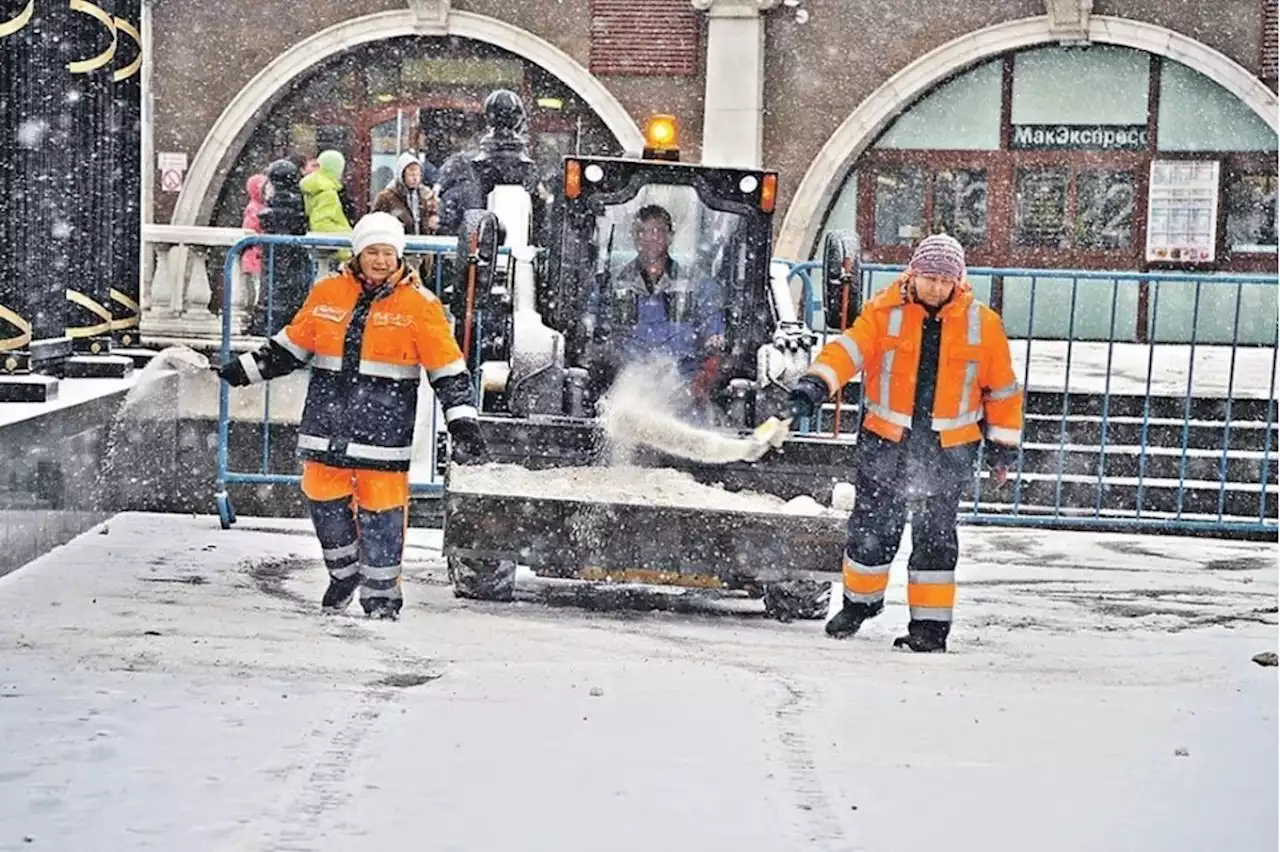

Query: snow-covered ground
left=0, top=371, right=143, bottom=428
left=0, top=513, right=1275, bottom=852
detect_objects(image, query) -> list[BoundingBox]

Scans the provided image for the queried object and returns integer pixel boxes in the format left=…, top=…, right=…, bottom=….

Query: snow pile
left=598, top=356, right=766, bottom=465
left=450, top=461, right=842, bottom=517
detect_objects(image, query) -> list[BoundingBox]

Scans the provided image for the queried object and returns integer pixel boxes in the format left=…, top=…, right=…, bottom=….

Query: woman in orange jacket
left=216, top=212, right=488, bottom=620
left=778, top=234, right=1023, bottom=652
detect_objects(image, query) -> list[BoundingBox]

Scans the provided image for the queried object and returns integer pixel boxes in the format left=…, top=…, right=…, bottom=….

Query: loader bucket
left=441, top=428, right=856, bottom=620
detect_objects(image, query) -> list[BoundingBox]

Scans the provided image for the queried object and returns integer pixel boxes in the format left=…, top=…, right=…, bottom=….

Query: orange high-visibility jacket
left=237, top=265, right=476, bottom=471
left=804, top=276, right=1023, bottom=448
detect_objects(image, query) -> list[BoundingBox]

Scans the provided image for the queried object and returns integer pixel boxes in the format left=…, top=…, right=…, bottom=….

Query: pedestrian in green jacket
left=301, top=149, right=353, bottom=267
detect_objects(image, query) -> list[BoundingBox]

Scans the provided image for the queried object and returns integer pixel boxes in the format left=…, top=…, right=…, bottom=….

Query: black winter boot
left=362, top=597, right=403, bottom=621
left=321, top=574, right=361, bottom=613
left=825, top=600, right=882, bottom=639
left=892, top=624, right=948, bottom=653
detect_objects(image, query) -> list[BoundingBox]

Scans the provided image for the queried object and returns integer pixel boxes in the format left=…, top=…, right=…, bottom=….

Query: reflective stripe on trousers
left=842, top=554, right=891, bottom=605
left=907, top=569, right=955, bottom=623
left=309, top=497, right=360, bottom=580
left=357, top=506, right=406, bottom=602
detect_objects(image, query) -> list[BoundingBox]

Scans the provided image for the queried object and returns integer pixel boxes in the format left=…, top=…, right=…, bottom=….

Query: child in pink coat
left=241, top=174, right=269, bottom=279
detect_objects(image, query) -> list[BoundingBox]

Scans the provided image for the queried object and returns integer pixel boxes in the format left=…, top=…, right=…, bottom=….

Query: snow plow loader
left=436, top=102, right=863, bottom=620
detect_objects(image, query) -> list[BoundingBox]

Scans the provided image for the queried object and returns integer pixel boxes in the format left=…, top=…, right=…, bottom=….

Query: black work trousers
left=839, top=432, right=971, bottom=641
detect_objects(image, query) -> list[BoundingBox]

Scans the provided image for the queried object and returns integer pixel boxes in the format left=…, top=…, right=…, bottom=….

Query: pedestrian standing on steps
left=775, top=234, right=1023, bottom=652
left=214, top=212, right=489, bottom=620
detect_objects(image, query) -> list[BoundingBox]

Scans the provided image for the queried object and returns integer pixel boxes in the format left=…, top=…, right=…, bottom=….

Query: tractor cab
left=508, top=116, right=785, bottom=423
left=454, top=107, right=817, bottom=441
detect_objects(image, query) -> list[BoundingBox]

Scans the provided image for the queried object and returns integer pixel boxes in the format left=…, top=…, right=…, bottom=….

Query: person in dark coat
left=252, top=158, right=310, bottom=335
left=373, top=152, right=441, bottom=285
left=373, top=152, right=439, bottom=237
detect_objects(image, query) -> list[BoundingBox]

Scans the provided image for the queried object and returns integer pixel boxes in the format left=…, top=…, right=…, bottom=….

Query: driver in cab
left=597, top=204, right=725, bottom=386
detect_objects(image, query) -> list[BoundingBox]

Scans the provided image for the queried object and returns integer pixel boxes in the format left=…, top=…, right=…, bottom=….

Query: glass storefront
left=211, top=36, right=620, bottom=228
left=818, top=47, right=1278, bottom=275
left=814, top=46, right=1277, bottom=343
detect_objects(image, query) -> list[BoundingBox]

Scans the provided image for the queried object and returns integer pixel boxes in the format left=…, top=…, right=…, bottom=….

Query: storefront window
left=873, top=167, right=924, bottom=246
left=1011, top=46, right=1149, bottom=126
left=1225, top=174, right=1278, bottom=252
left=1157, top=59, right=1278, bottom=152
left=1014, top=167, right=1069, bottom=248
left=1075, top=169, right=1135, bottom=250
left=932, top=168, right=988, bottom=246
left=875, top=60, right=1003, bottom=150
left=814, top=43, right=1276, bottom=281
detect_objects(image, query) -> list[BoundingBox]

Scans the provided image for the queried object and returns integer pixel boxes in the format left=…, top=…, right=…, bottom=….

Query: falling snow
left=0, top=3, right=1276, bottom=851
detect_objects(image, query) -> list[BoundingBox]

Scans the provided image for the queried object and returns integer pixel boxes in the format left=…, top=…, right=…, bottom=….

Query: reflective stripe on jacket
left=804, top=275, right=1023, bottom=449
left=238, top=264, right=475, bottom=472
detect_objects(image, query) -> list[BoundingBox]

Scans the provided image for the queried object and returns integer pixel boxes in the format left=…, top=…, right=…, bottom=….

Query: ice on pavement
left=0, top=513, right=1276, bottom=852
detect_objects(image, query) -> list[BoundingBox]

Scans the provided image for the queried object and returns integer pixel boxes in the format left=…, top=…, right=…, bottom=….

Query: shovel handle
left=461, top=230, right=480, bottom=364
left=831, top=260, right=854, bottom=437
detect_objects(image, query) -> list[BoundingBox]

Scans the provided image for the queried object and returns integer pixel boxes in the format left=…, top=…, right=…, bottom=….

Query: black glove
left=448, top=418, right=490, bottom=465
left=774, top=375, right=828, bottom=422
left=983, top=439, right=1018, bottom=487
left=983, top=439, right=1018, bottom=471
left=213, top=356, right=252, bottom=387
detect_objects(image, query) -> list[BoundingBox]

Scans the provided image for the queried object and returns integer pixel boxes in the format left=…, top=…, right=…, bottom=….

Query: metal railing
left=209, top=235, right=1275, bottom=538
left=784, top=261, right=1279, bottom=538
left=213, top=233, right=490, bottom=528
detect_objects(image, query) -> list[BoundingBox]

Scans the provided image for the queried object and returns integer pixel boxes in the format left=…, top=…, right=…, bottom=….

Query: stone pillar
left=691, top=0, right=778, bottom=169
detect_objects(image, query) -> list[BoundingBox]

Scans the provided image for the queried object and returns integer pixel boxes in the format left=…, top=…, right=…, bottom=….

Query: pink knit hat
left=909, top=234, right=965, bottom=280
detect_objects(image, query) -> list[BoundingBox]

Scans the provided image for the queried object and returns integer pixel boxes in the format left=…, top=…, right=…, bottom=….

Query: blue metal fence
left=211, top=236, right=1276, bottom=538
left=784, top=261, right=1278, bottom=538
left=213, top=233, right=482, bottom=528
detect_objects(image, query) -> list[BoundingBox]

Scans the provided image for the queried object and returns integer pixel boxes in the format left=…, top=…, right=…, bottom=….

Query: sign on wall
left=1145, top=159, right=1220, bottom=264
left=1010, top=124, right=1149, bottom=151
left=157, top=152, right=187, bottom=194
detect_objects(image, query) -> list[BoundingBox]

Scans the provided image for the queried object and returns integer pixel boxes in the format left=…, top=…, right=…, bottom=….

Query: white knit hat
left=351, top=211, right=406, bottom=257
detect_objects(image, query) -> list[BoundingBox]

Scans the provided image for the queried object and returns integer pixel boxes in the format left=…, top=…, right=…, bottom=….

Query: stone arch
left=170, top=9, right=645, bottom=226
left=775, top=15, right=1280, bottom=259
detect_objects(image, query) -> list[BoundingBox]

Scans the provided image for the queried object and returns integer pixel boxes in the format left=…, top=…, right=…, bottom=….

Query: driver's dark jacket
left=588, top=257, right=724, bottom=375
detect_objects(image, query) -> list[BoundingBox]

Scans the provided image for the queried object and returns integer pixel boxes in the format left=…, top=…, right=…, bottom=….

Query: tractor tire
left=762, top=578, right=831, bottom=623
left=448, top=555, right=517, bottom=602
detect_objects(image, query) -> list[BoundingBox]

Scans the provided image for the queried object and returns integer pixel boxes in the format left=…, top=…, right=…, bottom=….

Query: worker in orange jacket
left=776, top=234, right=1023, bottom=652
left=216, top=212, right=488, bottom=620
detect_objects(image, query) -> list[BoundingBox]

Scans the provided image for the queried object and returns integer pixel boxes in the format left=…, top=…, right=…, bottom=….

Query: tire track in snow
left=744, top=662, right=858, bottom=852
left=242, top=556, right=448, bottom=851
left=268, top=688, right=396, bottom=852
left=576, top=617, right=858, bottom=851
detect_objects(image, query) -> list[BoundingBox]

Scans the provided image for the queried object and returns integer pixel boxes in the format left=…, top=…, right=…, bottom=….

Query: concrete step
left=1016, top=443, right=1277, bottom=485
left=969, top=473, right=1276, bottom=521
